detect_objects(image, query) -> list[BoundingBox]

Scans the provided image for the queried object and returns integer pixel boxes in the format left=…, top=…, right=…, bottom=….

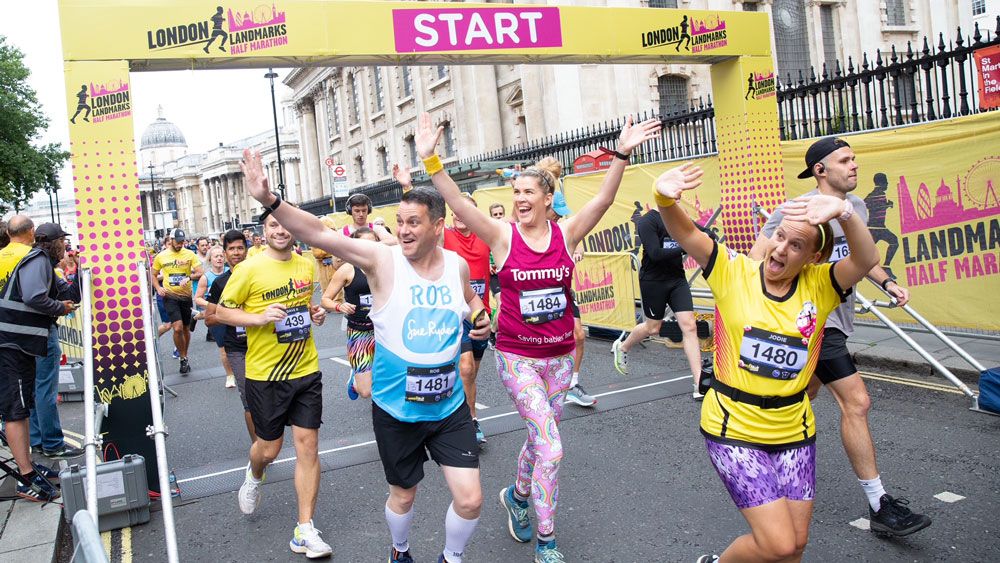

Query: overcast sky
left=2, top=1, right=293, bottom=206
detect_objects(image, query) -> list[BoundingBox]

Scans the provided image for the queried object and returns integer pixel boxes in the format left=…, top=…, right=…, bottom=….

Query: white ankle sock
left=443, top=502, right=479, bottom=563
left=859, top=476, right=886, bottom=511
left=570, top=372, right=580, bottom=388
left=385, top=503, right=414, bottom=553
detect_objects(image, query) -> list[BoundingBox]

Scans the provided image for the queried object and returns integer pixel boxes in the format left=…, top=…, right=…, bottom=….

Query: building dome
left=140, top=106, right=187, bottom=150
left=936, top=180, right=952, bottom=199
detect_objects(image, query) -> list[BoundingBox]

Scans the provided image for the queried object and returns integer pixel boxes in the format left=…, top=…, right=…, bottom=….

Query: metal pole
left=80, top=268, right=99, bottom=523
left=137, top=261, right=180, bottom=563
left=866, top=278, right=988, bottom=372
left=265, top=68, right=286, bottom=199
left=856, top=291, right=977, bottom=399
left=47, top=188, right=56, bottom=222
left=54, top=185, right=61, bottom=221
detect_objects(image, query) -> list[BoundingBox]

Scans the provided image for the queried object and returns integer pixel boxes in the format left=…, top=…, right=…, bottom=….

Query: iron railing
left=778, top=19, right=999, bottom=140
left=299, top=17, right=998, bottom=211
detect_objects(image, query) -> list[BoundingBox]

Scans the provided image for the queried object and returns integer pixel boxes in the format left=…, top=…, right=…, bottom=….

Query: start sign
left=393, top=7, right=563, bottom=52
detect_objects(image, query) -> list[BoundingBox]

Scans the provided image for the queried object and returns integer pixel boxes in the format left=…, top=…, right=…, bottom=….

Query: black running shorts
left=0, top=348, right=36, bottom=421
left=639, top=278, right=694, bottom=320
left=815, top=328, right=858, bottom=384
left=245, top=371, right=323, bottom=441
left=372, top=401, right=479, bottom=489
left=162, top=296, right=193, bottom=326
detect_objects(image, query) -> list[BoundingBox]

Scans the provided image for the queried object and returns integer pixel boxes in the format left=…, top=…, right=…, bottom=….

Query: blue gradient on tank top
left=371, top=344, right=464, bottom=422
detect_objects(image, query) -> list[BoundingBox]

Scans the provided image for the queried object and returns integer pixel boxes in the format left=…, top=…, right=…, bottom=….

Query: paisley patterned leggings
left=705, top=438, right=816, bottom=510
left=495, top=349, right=575, bottom=536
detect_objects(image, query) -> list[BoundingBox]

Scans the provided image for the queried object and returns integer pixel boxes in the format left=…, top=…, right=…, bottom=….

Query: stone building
left=137, top=108, right=300, bottom=238
left=283, top=0, right=982, bottom=197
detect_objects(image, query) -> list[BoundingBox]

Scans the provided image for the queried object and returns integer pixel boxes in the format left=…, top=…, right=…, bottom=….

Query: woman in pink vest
left=415, top=112, right=660, bottom=562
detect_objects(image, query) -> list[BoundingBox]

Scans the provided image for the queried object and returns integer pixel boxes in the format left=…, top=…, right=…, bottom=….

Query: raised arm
left=782, top=195, right=879, bottom=290
left=240, top=149, right=389, bottom=273
left=562, top=117, right=662, bottom=250
left=413, top=114, right=506, bottom=250
left=651, top=163, right=712, bottom=268
left=321, top=263, right=353, bottom=313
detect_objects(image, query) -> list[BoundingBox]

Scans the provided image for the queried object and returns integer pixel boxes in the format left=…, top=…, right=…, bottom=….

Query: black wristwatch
left=598, top=146, right=630, bottom=161
left=267, top=191, right=282, bottom=212
left=880, top=278, right=895, bottom=291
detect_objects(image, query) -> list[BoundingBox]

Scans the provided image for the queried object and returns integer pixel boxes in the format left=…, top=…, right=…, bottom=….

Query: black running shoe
left=869, top=494, right=932, bottom=537
left=389, top=547, right=414, bottom=563
left=179, top=357, right=191, bottom=375
left=42, top=444, right=85, bottom=459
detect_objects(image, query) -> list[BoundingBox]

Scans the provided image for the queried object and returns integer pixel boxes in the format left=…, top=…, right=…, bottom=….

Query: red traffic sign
left=333, top=165, right=346, bottom=177
left=324, top=157, right=335, bottom=167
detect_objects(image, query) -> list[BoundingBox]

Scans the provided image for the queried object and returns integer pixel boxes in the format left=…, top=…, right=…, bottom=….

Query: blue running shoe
left=389, top=547, right=414, bottom=563
left=171, top=348, right=180, bottom=359
left=535, top=540, right=565, bottom=563
left=346, top=374, right=359, bottom=401
left=499, top=486, right=532, bottom=543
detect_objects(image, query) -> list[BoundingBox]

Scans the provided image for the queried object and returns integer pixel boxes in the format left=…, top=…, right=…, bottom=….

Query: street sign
left=324, top=157, right=335, bottom=168
left=331, top=163, right=350, bottom=198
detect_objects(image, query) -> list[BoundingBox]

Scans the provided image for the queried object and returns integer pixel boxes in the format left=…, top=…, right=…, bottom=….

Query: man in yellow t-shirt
left=151, top=229, right=202, bottom=375
left=216, top=212, right=331, bottom=558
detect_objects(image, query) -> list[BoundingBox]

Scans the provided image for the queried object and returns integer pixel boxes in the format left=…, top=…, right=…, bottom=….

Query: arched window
left=401, top=66, right=413, bottom=98
left=372, top=69, right=385, bottom=112
left=347, top=73, right=360, bottom=124
left=773, top=0, right=811, bottom=81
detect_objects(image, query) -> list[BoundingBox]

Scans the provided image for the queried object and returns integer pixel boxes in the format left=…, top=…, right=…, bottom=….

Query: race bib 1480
left=738, top=326, right=808, bottom=380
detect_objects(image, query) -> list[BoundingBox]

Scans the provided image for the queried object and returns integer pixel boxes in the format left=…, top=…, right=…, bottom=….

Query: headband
left=522, top=167, right=555, bottom=191
left=817, top=224, right=827, bottom=251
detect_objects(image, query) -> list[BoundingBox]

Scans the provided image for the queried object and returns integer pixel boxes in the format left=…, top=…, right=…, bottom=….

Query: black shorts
left=0, top=348, right=36, bottom=421
left=570, top=289, right=581, bottom=319
left=639, top=278, right=694, bottom=320
left=815, top=328, right=858, bottom=384
left=245, top=371, right=323, bottom=441
left=489, top=273, right=501, bottom=296
left=460, top=320, right=488, bottom=361
left=372, top=401, right=479, bottom=489
left=208, top=325, right=228, bottom=348
left=162, top=296, right=193, bottom=326
left=226, top=351, right=249, bottom=411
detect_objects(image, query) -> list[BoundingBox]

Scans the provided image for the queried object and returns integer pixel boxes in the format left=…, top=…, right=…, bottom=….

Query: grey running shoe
left=566, top=384, right=597, bottom=407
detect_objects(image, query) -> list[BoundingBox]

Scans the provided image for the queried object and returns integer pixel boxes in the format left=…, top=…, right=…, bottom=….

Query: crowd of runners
left=0, top=116, right=933, bottom=560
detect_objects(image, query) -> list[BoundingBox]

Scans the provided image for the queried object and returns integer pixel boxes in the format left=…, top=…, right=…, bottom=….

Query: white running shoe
left=289, top=521, right=333, bottom=558
left=612, top=337, right=629, bottom=375
left=225, top=374, right=237, bottom=388
left=238, top=464, right=264, bottom=515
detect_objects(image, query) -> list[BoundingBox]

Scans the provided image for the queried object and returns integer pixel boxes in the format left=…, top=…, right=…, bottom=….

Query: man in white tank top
left=241, top=150, right=491, bottom=563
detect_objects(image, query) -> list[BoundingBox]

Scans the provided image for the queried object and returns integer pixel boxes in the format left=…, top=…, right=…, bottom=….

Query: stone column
left=298, top=101, right=321, bottom=202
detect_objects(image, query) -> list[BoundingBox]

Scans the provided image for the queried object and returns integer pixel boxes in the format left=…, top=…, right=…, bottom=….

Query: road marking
left=475, top=402, right=489, bottom=411
left=849, top=518, right=871, bottom=530
left=101, top=530, right=112, bottom=558
left=64, top=436, right=83, bottom=448
left=329, top=357, right=350, bottom=366
left=63, top=429, right=85, bottom=440
left=859, top=371, right=966, bottom=395
left=121, top=526, right=132, bottom=563
left=179, top=374, right=692, bottom=485
left=934, top=491, right=965, bottom=503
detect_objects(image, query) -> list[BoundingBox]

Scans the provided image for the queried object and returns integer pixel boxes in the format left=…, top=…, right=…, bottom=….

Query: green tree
left=0, top=35, right=69, bottom=214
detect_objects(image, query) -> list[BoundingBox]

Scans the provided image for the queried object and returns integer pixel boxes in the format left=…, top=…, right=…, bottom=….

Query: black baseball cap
left=797, top=137, right=851, bottom=179
left=34, top=223, right=70, bottom=242
left=170, top=228, right=187, bottom=241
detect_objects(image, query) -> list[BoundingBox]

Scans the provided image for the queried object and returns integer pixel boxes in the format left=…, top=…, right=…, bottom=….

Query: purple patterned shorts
left=705, top=438, right=816, bottom=510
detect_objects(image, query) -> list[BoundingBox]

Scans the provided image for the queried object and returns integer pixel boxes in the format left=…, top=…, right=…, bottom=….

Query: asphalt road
left=57, top=313, right=1000, bottom=562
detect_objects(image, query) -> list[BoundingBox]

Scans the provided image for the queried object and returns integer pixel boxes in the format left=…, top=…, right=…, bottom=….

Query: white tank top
left=369, top=246, right=470, bottom=422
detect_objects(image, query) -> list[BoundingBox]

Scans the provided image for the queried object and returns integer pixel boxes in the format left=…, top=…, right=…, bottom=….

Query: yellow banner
left=57, top=311, right=86, bottom=363
left=780, top=112, right=1000, bottom=331
left=572, top=253, right=636, bottom=332
left=59, top=1, right=770, bottom=68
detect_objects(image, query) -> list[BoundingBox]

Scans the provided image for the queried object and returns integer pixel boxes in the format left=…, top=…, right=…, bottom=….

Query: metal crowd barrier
left=70, top=511, right=109, bottom=563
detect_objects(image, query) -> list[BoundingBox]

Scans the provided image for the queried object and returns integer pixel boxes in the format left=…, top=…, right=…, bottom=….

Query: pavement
left=1, top=305, right=998, bottom=562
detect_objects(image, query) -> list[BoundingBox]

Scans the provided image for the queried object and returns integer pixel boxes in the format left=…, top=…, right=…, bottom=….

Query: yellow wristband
left=422, top=154, right=444, bottom=176
left=652, top=182, right=676, bottom=208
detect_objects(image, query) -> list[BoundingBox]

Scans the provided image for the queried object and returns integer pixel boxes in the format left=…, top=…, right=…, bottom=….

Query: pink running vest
left=496, top=221, right=576, bottom=358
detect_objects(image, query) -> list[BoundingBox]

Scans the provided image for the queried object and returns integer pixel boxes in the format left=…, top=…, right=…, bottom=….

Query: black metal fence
left=301, top=17, right=998, bottom=211
left=778, top=19, right=999, bottom=140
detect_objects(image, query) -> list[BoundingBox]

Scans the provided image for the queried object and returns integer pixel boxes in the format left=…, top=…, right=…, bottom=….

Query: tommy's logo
left=745, top=71, right=776, bottom=101
left=145, top=4, right=289, bottom=55
left=641, top=14, right=727, bottom=53
left=70, top=81, right=132, bottom=125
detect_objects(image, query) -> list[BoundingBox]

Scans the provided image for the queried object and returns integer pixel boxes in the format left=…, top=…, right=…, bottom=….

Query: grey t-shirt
left=761, top=190, right=869, bottom=336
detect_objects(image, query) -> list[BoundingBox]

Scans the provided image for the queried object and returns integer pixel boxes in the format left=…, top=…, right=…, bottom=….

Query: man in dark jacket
left=0, top=216, right=75, bottom=501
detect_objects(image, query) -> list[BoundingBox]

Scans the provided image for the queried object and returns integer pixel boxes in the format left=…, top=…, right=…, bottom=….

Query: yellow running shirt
left=219, top=252, right=318, bottom=382
left=701, top=242, right=846, bottom=448
left=247, top=245, right=266, bottom=258
left=152, top=248, right=201, bottom=299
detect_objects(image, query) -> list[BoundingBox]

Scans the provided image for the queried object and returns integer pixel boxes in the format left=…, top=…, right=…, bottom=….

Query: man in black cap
left=30, top=223, right=84, bottom=460
left=151, top=228, right=203, bottom=374
left=750, top=137, right=930, bottom=538
left=0, top=217, right=76, bottom=501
